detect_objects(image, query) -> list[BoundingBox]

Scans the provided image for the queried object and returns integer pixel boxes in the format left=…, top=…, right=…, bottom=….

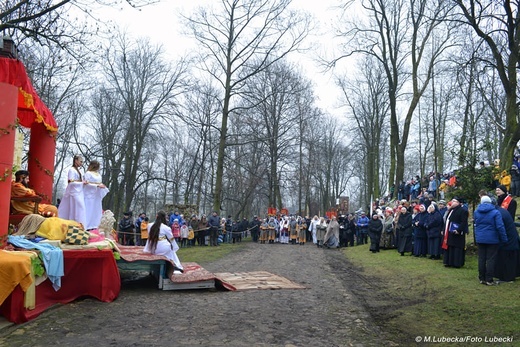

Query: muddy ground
left=0, top=242, right=408, bottom=347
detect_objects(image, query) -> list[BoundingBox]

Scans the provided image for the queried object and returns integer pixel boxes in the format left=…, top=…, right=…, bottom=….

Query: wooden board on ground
left=214, top=271, right=307, bottom=291
left=161, top=262, right=216, bottom=291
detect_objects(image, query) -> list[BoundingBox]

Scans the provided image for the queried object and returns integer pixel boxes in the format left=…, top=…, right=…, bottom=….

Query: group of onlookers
left=365, top=184, right=519, bottom=285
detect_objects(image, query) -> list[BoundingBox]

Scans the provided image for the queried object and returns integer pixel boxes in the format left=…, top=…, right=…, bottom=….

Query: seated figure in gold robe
left=11, top=170, right=57, bottom=217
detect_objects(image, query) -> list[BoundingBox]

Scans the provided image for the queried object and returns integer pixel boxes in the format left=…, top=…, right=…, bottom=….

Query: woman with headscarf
left=144, top=210, right=183, bottom=273
left=367, top=213, right=383, bottom=253
left=425, top=203, right=443, bottom=260
left=413, top=204, right=428, bottom=257
left=380, top=208, right=395, bottom=249
left=442, top=197, right=469, bottom=268
left=396, top=206, right=413, bottom=256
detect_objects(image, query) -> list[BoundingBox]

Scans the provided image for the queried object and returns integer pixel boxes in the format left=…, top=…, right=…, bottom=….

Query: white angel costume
left=58, top=167, right=87, bottom=227
left=83, top=171, right=109, bottom=230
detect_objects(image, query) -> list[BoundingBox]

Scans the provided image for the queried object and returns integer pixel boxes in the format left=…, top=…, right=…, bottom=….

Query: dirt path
left=0, top=242, right=398, bottom=347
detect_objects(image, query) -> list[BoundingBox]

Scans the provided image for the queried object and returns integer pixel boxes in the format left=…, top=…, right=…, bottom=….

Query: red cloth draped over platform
left=0, top=57, right=58, bottom=133
left=0, top=249, right=120, bottom=324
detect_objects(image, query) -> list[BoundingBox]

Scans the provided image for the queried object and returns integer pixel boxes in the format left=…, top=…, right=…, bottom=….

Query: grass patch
left=177, top=241, right=247, bottom=264
left=342, top=244, right=519, bottom=341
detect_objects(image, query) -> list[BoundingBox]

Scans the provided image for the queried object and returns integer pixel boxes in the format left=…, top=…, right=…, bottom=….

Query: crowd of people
left=360, top=183, right=519, bottom=285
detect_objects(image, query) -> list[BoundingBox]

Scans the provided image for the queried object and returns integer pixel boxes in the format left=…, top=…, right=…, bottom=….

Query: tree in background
left=183, top=0, right=311, bottom=212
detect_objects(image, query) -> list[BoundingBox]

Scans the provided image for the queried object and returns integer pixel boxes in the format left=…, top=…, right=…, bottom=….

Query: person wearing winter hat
left=495, top=184, right=517, bottom=219
left=442, top=197, right=469, bottom=268
left=474, top=195, right=508, bottom=285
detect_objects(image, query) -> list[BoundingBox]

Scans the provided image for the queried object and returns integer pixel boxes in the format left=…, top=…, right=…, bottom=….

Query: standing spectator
left=240, top=217, right=249, bottom=240
left=398, top=180, right=406, bottom=201
left=140, top=217, right=149, bottom=247
left=187, top=226, right=195, bottom=247
left=180, top=223, right=189, bottom=248
left=250, top=215, right=261, bottom=243
left=118, top=211, right=135, bottom=245
left=499, top=170, right=512, bottom=193
left=442, top=197, right=469, bottom=268
left=494, top=204, right=519, bottom=283
left=427, top=176, right=438, bottom=198
left=134, top=212, right=146, bottom=246
left=396, top=206, right=413, bottom=256
left=345, top=214, right=356, bottom=247
left=438, top=200, right=448, bottom=221
left=473, top=195, right=508, bottom=285
left=198, top=214, right=208, bottom=246
left=413, top=204, right=428, bottom=257
left=208, top=211, right=220, bottom=246
left=169, top=210, right=183, bottom=227
left=425, top=204, right=443, bottom=260
left=171, top=219, right=181, bottom=244
left=189, top=215, right=200, bottom=245
left=225, top=216, right=233, bottom=244
left=510, top=165, right=520, bottom=197
left=380, top=208, right=395, bottom=249
left=58, top=155, right=87, bottom=226
left=367, top=213, right=383, bottom=253
left=496, top=185, right=517, bottom=219
left=356, top=212, right=369, bottom=245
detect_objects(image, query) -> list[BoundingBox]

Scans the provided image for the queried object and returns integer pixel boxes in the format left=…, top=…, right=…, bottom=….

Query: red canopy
left=0, top=57, right=58, bottom=134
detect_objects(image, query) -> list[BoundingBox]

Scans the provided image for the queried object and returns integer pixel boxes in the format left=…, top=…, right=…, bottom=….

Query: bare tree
left=183, top=0, right=311, bottom=212
left=1, top=0, right=157, bottom=56
left=453, top=1, right=520, bottom=170
left=333, top=0, right=455, bottom=194
left=338, top=57, right=390, bottom=207
left=89, top=33, right=188, bottom=216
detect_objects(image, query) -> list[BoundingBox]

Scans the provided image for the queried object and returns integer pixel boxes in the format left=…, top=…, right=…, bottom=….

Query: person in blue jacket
left=473, top=195, right=508, bottom=285
left=356, top=212, right=369, bottom=245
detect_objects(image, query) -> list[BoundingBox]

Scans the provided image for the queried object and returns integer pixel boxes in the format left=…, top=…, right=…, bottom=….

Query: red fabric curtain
left=0, top=57, right=58, bottom=133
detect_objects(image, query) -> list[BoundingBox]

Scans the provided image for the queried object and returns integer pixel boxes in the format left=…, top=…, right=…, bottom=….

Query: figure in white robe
left=84, top=168, right=109, bottom=230
left=144, top=221, right=183, bottom=271
left=58, top=155, right=87, bottom=227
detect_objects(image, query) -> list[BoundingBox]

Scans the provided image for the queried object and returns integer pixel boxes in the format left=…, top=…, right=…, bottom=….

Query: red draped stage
left=0, top=55, right=58, bottom=237
left=0, top=249, right=120, bottom=324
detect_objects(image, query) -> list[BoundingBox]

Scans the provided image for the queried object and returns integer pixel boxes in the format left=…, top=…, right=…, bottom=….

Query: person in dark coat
left=425, top=203, right=444, bottom=260
left=397, top=206, right=413, bottom=256
left=442, top=197, right=469, bottom=268
left=413, top=204, right=428, bottom=257
left=346, top=214, right=356, bottom=247
left=367, top=213, right=383, bottom=253
left=474, top=195, right=508, bottom=285
left=249, top=216, right=261, bottom=243
left=494, top=204, right=519, bottom=283
left=496, top=185, right=517, bottom=219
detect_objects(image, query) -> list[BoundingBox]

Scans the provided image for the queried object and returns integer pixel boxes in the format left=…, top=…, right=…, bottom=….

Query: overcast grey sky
left=99, top=0, right=345, bottom=117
